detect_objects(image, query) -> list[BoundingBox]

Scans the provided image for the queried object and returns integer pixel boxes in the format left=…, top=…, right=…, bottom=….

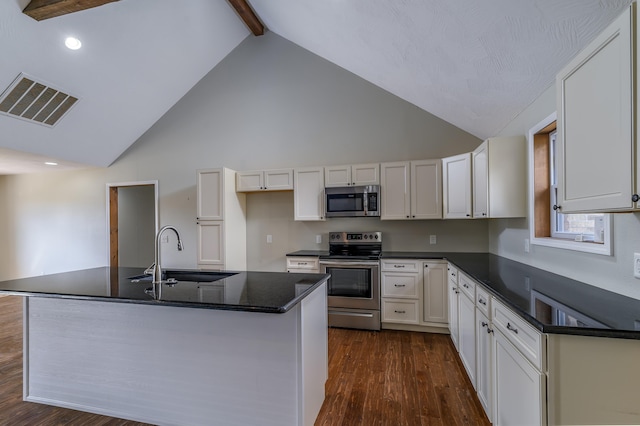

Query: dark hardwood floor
left=0, top=296, right=489, bottom=425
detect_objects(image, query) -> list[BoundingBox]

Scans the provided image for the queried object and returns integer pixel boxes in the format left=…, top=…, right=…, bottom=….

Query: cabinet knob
left=481, top=321, right=488, bottom=328
left=633, top=194, right=639, bottom=202
left=412, top=215, right=416, bottom=218
left=406, top=215, right=410, bottom=218
left=553, top=204, right=561, bottom=211
left=482, top=213, right=487, bottom=216
left=424, top=265, right=428, bottom=268
left=466, top=214, right=470, bottom=217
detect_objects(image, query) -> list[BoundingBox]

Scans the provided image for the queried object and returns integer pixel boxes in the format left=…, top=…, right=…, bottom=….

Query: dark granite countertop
left=287, top=250, right=640, bottom=339
left=0, top=267, right=330, bottom=314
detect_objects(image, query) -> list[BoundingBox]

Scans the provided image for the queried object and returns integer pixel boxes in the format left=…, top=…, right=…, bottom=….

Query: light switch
left=429, top=235, right=436, bottom=245
left=316, top=235, right=322, bottom=244
left=266, top=235, right=272, bottom=244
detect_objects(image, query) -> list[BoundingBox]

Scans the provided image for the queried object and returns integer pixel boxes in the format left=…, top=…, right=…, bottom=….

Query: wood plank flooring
left=0, top=296, right=489, bottom=425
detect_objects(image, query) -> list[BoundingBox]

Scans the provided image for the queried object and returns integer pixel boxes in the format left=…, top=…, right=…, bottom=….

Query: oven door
left=319, top=260, right=380, bottom=310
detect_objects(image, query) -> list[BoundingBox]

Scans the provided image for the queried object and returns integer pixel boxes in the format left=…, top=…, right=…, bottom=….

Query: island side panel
left=24, top=297, right=311, bottom=426
left=300, top=281, right=328, bottom=426
left=547, top=333, right=640, bottom=425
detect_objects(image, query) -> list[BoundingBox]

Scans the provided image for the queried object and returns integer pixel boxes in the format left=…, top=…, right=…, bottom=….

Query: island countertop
left=0, top=267, right=330, bottom=313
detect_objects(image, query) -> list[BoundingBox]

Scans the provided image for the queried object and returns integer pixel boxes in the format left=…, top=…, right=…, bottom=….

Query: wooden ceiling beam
left=227, top=0, right=264, bottom=36
left=23, top=0, right=119, bottom=21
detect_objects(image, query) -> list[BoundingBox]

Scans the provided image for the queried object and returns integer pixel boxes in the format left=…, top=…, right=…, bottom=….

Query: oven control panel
left=329, top=232, right=382, bottom=244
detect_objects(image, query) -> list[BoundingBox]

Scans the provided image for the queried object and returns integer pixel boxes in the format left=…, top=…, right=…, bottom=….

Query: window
left=549, top=131, right=606, bottom=243
left=528, top=113, right=611, bottom=255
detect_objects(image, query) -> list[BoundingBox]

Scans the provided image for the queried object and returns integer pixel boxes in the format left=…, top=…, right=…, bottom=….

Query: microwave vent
left=0, top=73, right=78, bottom=127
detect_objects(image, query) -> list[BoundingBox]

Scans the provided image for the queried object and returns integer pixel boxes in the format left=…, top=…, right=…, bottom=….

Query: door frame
left=106, top=180, right=159, bottom=269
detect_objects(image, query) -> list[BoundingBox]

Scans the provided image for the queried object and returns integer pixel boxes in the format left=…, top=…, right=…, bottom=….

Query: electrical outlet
left=161, top=235, right=169, bottom=243
left=315, top=235, right=322, bottom=244
left=266, top=235, right=272, bottom=244
left=634, top=253, right=640, bottom=278
left=429, top=235, right=436, bottom=244
left=524, top=238, right=530, bottom=253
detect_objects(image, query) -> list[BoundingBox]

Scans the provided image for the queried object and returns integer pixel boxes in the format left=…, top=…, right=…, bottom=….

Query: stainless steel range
left=319, top=231, right=382, bottom=331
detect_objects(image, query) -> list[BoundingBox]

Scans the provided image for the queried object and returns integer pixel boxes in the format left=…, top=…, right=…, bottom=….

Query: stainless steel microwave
left=325, top=185, right=380, bottom=217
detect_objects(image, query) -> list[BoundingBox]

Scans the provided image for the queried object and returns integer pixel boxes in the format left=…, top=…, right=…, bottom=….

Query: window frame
left=527, top=112, right=612, bottom=256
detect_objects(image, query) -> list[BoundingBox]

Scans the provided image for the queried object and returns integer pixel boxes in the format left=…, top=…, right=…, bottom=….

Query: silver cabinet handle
left=394, top=310, right=406, bottom=314
left=506, top=322, right=519, bottom=334
left=394, top=284, right=406, bottom=287
left=394, top=265, right=405, bottom=268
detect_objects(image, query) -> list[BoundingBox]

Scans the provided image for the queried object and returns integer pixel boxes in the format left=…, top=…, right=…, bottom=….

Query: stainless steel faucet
left=146, top=225, right=183, bottom=285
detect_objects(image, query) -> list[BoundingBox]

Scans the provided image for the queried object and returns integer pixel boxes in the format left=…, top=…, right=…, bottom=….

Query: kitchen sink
left=128, top=270, right=236, bottom=283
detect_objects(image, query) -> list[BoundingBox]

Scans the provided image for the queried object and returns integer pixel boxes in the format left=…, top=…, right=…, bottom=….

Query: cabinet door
left=264, top=169, right=293, bottom=190
left=448, top=282, right=460, bottom=350
left=352, top=163, right=380, bottom=185
left=236, top=171, right=263, bottom=192
left=324, top=165, right=351, bottom=187
left=493, top=329, right=545, bottom=426
left=422, top=262, right=447, bottom=324
left=476, top=309, right=493, bottom=422
left=472, top=142, right=489, bottom=218
left=294, top=167, right=325, bottom=221
left=380, top=162, right=410, bottom=220
left=442, top=153, right=472, bottom=219
left=411, top=160, right=442, bottom=219
left=197, top=169, right=223, bottom=220
left=556, top=5, right=633, bottom=212
left=458, top=292, right=477, bottom=387
left=197, top=221, right=224, bottom=266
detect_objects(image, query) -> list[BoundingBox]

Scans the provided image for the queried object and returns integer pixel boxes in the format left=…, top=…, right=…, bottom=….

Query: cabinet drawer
left=492, top=297, right=544, bottom=370
left=458, top=272, right=476, bottom=300
left=382, top=273, right=419, bottom=298
left=382, top=299, right=419, bottom=324
left=381, top=259, right=420, bottom=272
left=286, top=257, right=319, bottom=270
left=447, top=264, right=458, bottom=285
left=476, top=285, right=491, bottom=316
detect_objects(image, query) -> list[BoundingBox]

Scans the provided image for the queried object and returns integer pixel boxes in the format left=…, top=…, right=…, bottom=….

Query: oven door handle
left=319, top=260, right=380, bottom=268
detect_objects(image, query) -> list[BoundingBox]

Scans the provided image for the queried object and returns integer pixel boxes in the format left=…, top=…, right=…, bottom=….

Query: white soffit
left=248, top=0, right=632, bottom=139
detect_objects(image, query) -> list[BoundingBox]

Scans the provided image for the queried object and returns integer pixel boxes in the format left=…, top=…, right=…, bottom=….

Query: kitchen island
left=0, top=267, right=330, bottom=426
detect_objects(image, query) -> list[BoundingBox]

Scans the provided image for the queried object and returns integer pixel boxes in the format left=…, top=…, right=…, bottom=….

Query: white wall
left=490, top=84, right=640, bottom=300
left=0, top=32, right=485, bottom=280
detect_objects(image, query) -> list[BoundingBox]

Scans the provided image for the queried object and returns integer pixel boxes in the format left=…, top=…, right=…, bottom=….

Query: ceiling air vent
left=0, top=73, right=78, bottom=127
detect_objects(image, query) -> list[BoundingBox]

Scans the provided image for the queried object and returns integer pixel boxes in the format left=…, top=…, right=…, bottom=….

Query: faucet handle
left=143, top=263, right=155, bottom=275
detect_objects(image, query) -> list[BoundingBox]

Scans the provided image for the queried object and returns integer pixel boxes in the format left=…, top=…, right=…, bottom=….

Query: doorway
left=107, top=181, right=158, bottom=269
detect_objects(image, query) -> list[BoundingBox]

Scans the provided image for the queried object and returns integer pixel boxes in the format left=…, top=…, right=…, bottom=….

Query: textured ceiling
left=249, top=0, right=631, bottom=140
left=0, top=0, right=632, bottom=174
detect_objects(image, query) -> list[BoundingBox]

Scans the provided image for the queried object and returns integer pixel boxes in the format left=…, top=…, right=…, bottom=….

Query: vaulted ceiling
left=0, top=0, right=631, bottom=174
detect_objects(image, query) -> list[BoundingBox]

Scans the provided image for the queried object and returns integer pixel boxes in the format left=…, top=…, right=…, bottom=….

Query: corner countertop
left=287, top=250, right=640, bottom=340
left=0, top=267, right=330, bottom=314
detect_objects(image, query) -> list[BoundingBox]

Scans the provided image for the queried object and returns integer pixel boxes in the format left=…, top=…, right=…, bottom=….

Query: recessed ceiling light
left=45, top=162, right=58, bottom=166
left=65, top=37, right=82, bottom=50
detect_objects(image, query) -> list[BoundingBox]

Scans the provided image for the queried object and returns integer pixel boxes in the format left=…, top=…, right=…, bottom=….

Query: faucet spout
left=153, top=225, right=183, bottom=285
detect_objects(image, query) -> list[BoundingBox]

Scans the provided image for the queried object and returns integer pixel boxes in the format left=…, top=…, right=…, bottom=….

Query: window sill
left=530, top=236, right=612, bottom=256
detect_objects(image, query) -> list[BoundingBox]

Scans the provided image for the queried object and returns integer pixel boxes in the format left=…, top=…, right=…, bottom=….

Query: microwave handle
left=363, top=188, right=369, bottom=216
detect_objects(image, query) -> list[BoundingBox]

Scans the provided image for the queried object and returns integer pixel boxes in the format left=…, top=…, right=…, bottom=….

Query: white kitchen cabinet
left=286, top=256, right=320, bottom=273
left=442, top=153, right=472, bottom=219
left=472, top=136, right=527, bottom=218
left=493, top=328, right=545, bottom=426
left=236, top=169, right=293, bottom=192
left=556, top=5, right=634, bottom=213
left=196, top=168, right=246, bottom=270
left=324, top=163, right=379, bottom=187
left=294, top=167, right=325, bottom=221
left=380, top=160, right=442, bottom=220
left=458, top=284, right=477, bottom=388
left=476, top=308, right=493, bottom=423
left=422, top=261, right=447, bottom=325
left=447, top=264, right=460, bottom=350
left=381, top=259, right=422, bottom=326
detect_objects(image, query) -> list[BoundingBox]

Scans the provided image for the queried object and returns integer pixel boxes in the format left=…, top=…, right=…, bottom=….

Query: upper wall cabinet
left=442, top=153, right=472, bottom=219
left=294, top=167, right=325, bottom=221
left=380, top=160, right=442, bottom=220
left=324, top=163, right=379, bottom=187
left=556, top=4, right=634, bottom=213
left=236, top=169, right=293, bottom=192
left=472, top=136, right=527, bottom=218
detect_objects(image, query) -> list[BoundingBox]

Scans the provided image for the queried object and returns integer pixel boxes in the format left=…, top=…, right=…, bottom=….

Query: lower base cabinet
left=475, top=309, right=492, bottom=423
left=493, top=328, right=545, bottom=426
